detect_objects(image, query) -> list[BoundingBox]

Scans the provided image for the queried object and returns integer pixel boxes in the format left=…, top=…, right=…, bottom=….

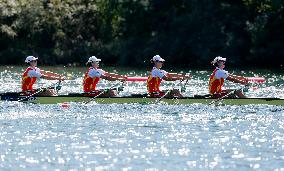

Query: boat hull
left=1, top=93, right=284, bottom=105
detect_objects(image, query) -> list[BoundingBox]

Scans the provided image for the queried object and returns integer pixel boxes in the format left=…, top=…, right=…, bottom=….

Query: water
left=0, top=66, right=284, bottom=170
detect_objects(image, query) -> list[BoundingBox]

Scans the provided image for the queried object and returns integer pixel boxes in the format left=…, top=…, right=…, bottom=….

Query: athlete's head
left=211, top=56, right=226, bottom=69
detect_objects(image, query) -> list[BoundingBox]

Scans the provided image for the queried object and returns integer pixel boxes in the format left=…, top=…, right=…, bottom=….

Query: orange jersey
left=147, top=76, right=163, bottom=93
left=83, top=67, right=101, bottom=92
left=147, top=67, right=167, bottom=93
left=22, top=67, right=39, bottom=91
left=209, top=68, right=225, bottom=94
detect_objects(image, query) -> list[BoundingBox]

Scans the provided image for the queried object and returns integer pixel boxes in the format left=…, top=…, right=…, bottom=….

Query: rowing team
left=22, top=55, right=249, bottom=98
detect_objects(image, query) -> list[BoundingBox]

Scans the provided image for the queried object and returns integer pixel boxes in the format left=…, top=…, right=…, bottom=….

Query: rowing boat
left=1, top=93, right=283, bottom=105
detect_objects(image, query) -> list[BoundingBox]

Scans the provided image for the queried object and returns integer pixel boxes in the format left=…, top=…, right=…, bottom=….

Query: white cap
left=25, top=56, right=38, bottom=63
left=87, top=56, right=101, bottom=63
left=152, top=55, right=165, bottom=62
left=212, top=56, right=226, bottom=65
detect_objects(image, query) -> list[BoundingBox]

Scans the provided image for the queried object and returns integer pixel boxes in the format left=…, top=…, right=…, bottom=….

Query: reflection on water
left=0, top=66, right=283, bottom=170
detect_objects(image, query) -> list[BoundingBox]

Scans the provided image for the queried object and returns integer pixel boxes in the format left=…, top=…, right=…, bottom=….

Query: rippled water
left=0, top=66, right=284, bottom=170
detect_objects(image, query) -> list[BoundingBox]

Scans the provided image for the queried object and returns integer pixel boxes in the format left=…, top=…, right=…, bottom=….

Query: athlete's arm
left=40, top=70, right=63, bottom=78
left=41, top=75, right=64, bottom=80
left=102, top=72, right=127, bottom=81
left=227, top=75, right=248, bottom=85
left=40, top=69, right=65, bottom=81
left=164, top=73, right=191, bottom=81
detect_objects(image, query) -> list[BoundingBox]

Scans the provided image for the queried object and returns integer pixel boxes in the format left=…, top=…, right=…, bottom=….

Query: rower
left=147, top=55, right=191, bottom=98
left=209, top=56, right=248, bottom=98
left=83, top=56, right=127, bottom=97
left=22, top=56, right=64, bottom=96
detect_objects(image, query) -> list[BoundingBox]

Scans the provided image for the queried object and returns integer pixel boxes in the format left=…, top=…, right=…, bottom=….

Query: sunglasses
left=30, top=60, right=37, bottom=63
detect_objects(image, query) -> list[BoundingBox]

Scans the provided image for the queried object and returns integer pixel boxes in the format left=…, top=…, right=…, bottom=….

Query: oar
left=155, top=80, right=184, bottom=104
left=18, top=81, right=61, bottom=102
left=83, top=81, right=125, bottom=104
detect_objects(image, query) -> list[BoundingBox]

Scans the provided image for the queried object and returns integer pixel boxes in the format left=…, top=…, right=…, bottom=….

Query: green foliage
left=0, top=0, right=283, bottom=67
left=243, top=0, right=284, bottom=66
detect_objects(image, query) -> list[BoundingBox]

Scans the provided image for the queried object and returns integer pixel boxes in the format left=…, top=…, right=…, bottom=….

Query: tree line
left=0, top=0, right=283, bottom=68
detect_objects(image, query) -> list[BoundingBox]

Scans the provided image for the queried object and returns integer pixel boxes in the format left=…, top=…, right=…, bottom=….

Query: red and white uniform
left=147, top=67, right=168, bottom=95
left=22, top=67, right=42, bottom=91
left=83, top=67, right=105, bottom=93
left=209, top=67, right=229, bottom=95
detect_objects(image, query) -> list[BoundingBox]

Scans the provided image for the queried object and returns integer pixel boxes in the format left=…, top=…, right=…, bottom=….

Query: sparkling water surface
left=0, top=66, right=283, bottom=170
